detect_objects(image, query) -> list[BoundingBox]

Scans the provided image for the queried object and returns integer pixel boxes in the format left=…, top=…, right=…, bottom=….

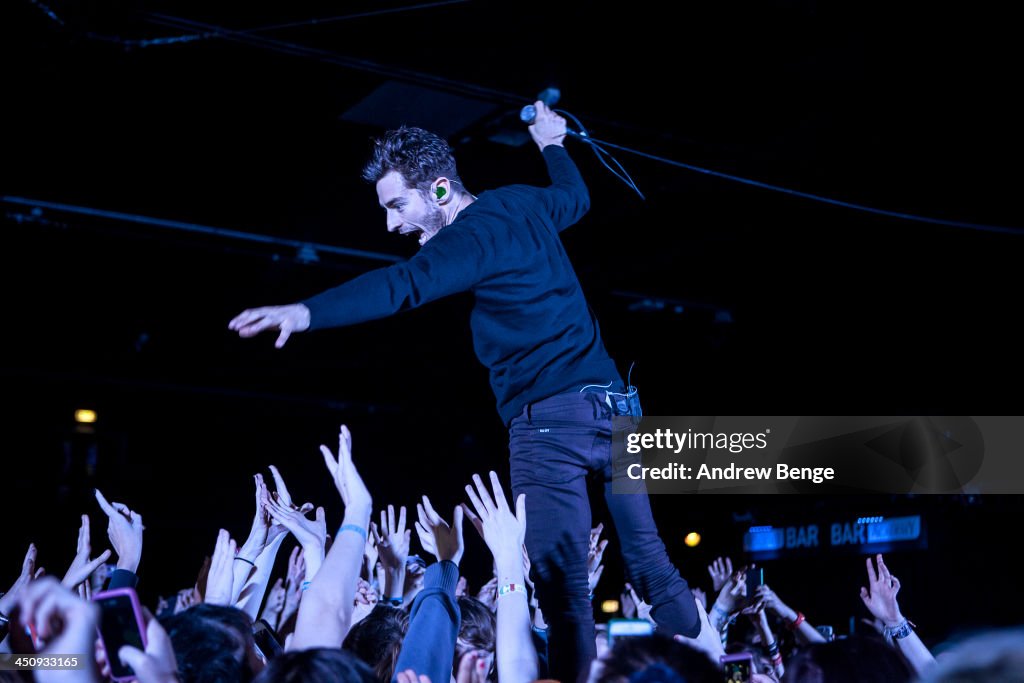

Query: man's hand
left=228, top=303, right=311, bottom=349
left=527, top=100, right=567, bottom=151
left=860, top=553, right=904, bottom=627
left=94, top=489, right=144, bottom=574
left=415, top=495, right=465, bottom=565
left=462, top=472, right=526, bottom=568
left=373, top=505, right=411, bottom=571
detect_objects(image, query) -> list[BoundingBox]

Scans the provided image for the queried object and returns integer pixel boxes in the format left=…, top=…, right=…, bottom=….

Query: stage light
left=600, top=600, right=619, bottom=614
left=684, top=532, right=701, bottom=547
left=75, top=409, right=97, bottom=424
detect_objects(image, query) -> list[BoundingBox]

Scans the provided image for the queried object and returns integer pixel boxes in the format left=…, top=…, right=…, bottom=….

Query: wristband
left=339, top=524, right=368, bottom=541
left=385, top=596, right=404, bottom=606
left=0, top=609, right=9, bottom=626
left=771, top=653, right=783, bottom=666
left=765, top=640, right=779, bottom=657
left=233, top=557, right=256, bottom=567
left=882, top=619, right=914, bottom=640
left=498, top=583, right=528, bottom=598
left=787, top=612, right=805, bottom=630
left=301, top=580, right=312, bottom=592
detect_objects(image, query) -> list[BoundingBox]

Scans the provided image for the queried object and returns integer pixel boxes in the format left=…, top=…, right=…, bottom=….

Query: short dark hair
left=342, top=604, right=409, bottom=682
left=254, top=648, right=376, bottom=683
left=362, top=126, right=461, bottom=191
left=596, top=635, right=720, bottom=683
left=785, top=635, right=912, bottom=683
left=161, top=604, right=256, bottom=683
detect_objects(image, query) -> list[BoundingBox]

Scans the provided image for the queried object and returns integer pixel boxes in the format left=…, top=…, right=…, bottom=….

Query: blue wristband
left=339, top=524, right=368, bottom=541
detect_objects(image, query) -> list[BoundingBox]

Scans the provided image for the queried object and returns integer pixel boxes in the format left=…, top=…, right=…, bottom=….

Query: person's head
left=920, top=628, right=1024, bottom=682
left=588, top=634, right=721, bottom=683
left=161, top=603, right=263, bottom=683
left=362, top=126, right=467, bottom=246
left=253, top=648, right=376, bottom=683
left=342, top=604, right=409, bottom=682
left=456, top=597, right=496, bottom=672
left=785, top=635, right=911, bottom=683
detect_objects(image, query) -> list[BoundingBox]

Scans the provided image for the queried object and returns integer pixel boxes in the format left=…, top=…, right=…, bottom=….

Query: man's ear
left=432, top=178, right=451, bottom=202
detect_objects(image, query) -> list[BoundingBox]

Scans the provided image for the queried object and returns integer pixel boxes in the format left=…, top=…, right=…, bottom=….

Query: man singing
left=229, top=101, right=700, bottom=681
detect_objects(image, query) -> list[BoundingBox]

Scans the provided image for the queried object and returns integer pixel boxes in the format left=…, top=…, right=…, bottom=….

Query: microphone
left=519, top=87, right=561, bottom=125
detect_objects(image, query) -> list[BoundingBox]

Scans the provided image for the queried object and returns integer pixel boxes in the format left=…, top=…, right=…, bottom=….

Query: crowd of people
left=1, top=424, right=1018, bottom=683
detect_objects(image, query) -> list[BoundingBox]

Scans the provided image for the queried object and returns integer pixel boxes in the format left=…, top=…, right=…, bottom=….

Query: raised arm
left=860, top=554, right=935, bottom=677
left=527, top=100, right=590, bottom=232
left=463, top=472, right=538, bottom=683
left=291, top=425, right=373, bottom=650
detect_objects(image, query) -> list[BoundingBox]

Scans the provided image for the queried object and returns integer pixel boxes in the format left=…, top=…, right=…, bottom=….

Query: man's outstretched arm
left=229, top=225, right=490, bottom=344
left=528, top=100, right=591, bottom=232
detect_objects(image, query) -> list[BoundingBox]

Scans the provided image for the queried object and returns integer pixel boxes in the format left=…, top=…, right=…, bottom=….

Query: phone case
left=93, top=587, right=149, bottom=682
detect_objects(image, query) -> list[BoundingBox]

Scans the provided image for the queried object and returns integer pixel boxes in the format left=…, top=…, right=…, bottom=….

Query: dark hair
left=253, top=648, right=376, bottom=683
left=361, top=126, right=461, bottom=191
left=457, top=596, right=496, bottom=656
left=596, top=634, right=720, bottom=683
left=342, top=604, right=409, bottom=682
left=785, top=635, right=911, bottom=683
left=161, top=604, right=256, bottom=683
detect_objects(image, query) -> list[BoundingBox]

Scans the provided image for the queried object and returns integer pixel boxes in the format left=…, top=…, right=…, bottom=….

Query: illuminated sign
left=743, top=515, right=924, bottom=555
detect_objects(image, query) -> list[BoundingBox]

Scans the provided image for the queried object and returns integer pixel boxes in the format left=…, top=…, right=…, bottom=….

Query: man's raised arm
left=527, top=99, right=591, bottom=232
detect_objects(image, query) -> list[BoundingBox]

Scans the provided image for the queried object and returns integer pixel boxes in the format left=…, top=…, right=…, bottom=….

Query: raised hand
left=462, top=472, right=526, bottom=566
left=374, top=505, right=411, bottom=571
left=267, top=465, right=314, bottom=514
left=860, top=554, right=903, bottom=626
left=527, top=100, right=567, bottom=151
left=117, top=609, right=179, bottom=683
left=238, top=474, right=278, bottom=562
left=94, top=489, right=144, bottom=573
left=708, top=556, right=733, bottom=593
left=415, top=495, right=465, bottom=565
left=228, top=303, right=311, bottom=349
left=756, top=584, right=798, bottom=622
left=62, top=515, right=112, bottom=597
left=204, top=529, right=237, bottom=606
left=319, top=425, right=372, bottom=514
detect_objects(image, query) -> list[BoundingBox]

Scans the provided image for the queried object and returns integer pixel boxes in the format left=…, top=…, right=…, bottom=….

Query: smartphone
left=607, top=618, right=653, bottom=647
left=721, top=652, right=755, bottom=683
left=253, top=618, right=284, bottom=660
left=745, top=567, right=763, bottom=599
left=816, top=624, right=834, bottom=641
left=93, top=588, right=148, bottom=682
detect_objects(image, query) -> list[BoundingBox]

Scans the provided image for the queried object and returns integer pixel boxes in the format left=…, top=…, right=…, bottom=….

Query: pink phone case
left=93, top=587, right=148, bottom=682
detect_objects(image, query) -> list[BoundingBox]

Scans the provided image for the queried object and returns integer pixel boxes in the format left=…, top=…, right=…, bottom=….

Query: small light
left=75, top=409, right=97, bottom=424
left=600, top=600, right=619, bottom=614
left=684, top=532, right=701, bottom=547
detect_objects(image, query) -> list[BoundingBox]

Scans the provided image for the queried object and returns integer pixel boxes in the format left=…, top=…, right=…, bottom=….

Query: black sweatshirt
left=303, top=145, right=621, bottom=425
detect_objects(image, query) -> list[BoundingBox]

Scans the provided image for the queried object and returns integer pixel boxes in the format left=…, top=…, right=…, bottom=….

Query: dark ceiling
left=2, top=0, right=1022, bottom=636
